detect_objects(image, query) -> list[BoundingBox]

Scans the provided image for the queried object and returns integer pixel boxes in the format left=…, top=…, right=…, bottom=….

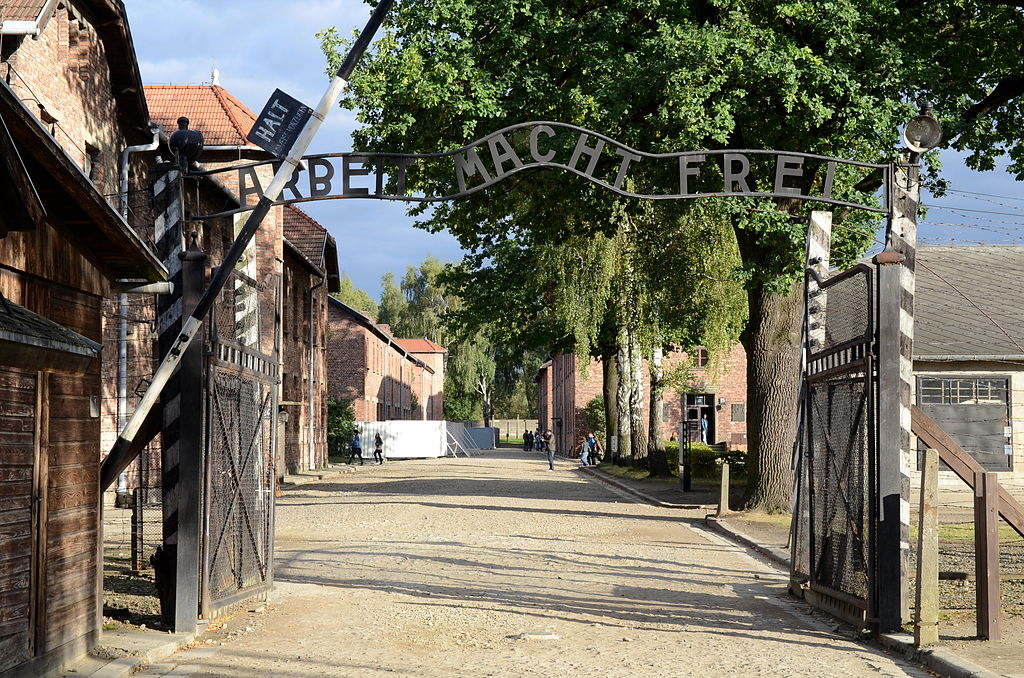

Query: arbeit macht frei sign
left=194, top=122, right=890, bottom=219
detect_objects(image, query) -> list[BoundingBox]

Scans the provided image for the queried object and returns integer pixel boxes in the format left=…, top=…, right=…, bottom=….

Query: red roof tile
left=0, top=1, right=49, bottom=23
left=144, top=85, right=259, bottom=147
left=283, top=205, right=328, bottom=268
left=394, top=338, right=447, bottom=353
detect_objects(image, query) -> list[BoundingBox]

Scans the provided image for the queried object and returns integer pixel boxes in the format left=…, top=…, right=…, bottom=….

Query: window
left=918, top=377, right=1009, bottom=405
left=731, top=403, right=746, bottom=422
left=695, top=347, right=708, bottom=368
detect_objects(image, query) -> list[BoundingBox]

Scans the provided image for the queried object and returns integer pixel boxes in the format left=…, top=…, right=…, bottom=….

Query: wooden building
left=914, top=246, right=1024, bottom=484
left=0, top=0, right=167, bottom=673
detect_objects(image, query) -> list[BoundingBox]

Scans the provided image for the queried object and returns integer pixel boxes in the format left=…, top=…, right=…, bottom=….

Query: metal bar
left=974, top=471, right=1001, bottom=641
left=102, top=0, right=395, bottom=488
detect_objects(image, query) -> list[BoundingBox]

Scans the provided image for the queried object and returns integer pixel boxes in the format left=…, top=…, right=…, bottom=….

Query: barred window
left=918, top=377, right=1009, bottom=405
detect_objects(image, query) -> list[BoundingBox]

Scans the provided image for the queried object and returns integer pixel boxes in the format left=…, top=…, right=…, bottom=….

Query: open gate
left=795, top=262, right=878, bottom=625
left=202, top=267, right=278, bottom=615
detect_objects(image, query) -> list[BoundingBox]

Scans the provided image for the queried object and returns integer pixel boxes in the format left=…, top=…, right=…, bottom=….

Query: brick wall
left=539, top=345, right=750, bottom=458
left=4, top=5, right=129, bottom=201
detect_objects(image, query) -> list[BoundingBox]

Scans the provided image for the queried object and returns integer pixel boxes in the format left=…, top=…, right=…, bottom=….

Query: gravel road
left=135, top=449, right=933, bottom=678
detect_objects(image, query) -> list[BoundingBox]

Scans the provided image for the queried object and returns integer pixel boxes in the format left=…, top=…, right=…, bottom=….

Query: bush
left=664, top=440, right=680, bottom=471
left=327, top=397, right=356, bottom=458
left=677, top=442, right=748, bottom=479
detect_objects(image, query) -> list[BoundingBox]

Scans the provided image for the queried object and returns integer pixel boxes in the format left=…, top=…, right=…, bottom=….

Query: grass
left=908, top=521, right=1024, bottom=542
left=596, top=462, right=730, bottom=485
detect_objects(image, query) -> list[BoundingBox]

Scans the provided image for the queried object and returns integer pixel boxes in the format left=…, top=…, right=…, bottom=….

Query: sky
left=122, top=0, right=1023, bottom=298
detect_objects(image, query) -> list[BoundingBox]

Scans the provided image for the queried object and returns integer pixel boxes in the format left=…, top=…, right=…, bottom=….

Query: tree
left=445, top=330, right=497, bottom=426
left=332, top=273, right=378, bottom=318
left=377, top=272, right=407, bottom=330
left=323, top=0, right=1024, bottom=512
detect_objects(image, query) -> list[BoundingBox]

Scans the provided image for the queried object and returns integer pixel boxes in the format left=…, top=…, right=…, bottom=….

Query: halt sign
left=247, top=89, right=313, bottom=158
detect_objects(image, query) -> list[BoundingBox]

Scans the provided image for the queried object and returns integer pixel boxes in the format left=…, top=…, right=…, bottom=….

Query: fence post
left=915, top=448, right=939, bottom=647
left=717, top=462, right=730, bottom=517
left=975, top=471, right=1001, bottom=640
left=173, top=234, right=206, bottom=633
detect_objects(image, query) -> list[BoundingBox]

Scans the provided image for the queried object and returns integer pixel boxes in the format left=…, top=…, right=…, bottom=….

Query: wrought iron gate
left=202, top=268, right=279, bottom=614
left=797, top=263, right=877, bottom=623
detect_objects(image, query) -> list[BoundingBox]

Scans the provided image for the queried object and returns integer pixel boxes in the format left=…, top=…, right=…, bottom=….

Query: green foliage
left=326, top=397, right=356, bottom=457
left=583, top=395, right=606, bottom=441
left=681, top=442, right=748, bottom=479
left=377, top=272, right=408, bottom=331
left=332, top=274, right=378, bottom=319
left=664, top=440, right=680, bottom=472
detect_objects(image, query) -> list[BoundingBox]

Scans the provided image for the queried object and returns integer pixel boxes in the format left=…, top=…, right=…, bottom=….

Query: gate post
left=791, top=211, right=831, bottom=589
left=875, top=157, right=920, bottom=632
left=174, top=235, right=206, bottom=633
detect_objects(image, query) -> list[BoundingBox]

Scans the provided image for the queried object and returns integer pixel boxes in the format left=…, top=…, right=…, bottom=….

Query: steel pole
left=103, top=0, right=395, bottom=488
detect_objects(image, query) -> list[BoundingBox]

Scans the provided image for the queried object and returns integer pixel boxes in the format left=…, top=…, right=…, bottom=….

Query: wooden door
left=0, top=366, right=38, bottom=672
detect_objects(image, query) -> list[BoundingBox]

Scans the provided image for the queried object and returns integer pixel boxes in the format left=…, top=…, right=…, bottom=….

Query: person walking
left=546, top=435, right=556, bottom=471
left=579, top=436, right=590, bottom=466
left=586, top=431, right=602, bottom=465
left=535, top=428, right=543, bottom=451
left=348, top=429, right=364, bottom=465
left=523, top=429, right=534, bottom=452
left=373, top=432, right=384, bottom=465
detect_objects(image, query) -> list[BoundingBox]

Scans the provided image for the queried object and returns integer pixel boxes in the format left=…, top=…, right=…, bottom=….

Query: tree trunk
left=615, top=333, right=631, bottom=466
left=479, top=377, right=492, bottom=428
left=740, top=280, right=804, bottom=513
left=603, top=352, right=618, bottom=463
left=628, top=328, right=646, bottom=465
left=648, top=345, right=671, bottom=477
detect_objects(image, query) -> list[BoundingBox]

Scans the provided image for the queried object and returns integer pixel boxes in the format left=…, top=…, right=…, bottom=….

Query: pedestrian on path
left=523, top=429, right=534, bottom=451
left=348, top=429, right=364, bottom=465
left=546, top=440, right=555, bottom=470
left=534, top=428, right=543, bottom=451
left=373, top=432, right=384, bottom=465
left=579, top=436, right=590, bottom=466
left=586, top=431, right=602, bottom=465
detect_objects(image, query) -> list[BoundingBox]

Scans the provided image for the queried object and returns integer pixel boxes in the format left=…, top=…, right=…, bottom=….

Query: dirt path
left=135, top=449, right=931, bottom=677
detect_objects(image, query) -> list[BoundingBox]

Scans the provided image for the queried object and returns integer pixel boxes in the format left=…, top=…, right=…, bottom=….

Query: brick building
left=327, top=297, right=445, bottom=421
left=282, top=205, right=339, bottom=473
left=537, top=345, right=748, bottom=456
left=0, top=1, right=167, bottom=673
left=394, top=338, right=446, bottom=420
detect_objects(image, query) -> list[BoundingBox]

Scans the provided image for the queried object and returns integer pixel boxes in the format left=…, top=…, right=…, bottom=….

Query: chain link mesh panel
left=801, top=264, right=876, bottom=609
left=206, top=370, right=274, bottom=604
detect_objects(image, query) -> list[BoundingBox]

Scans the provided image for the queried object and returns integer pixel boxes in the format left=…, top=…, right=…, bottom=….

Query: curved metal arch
left=192, top=121, right=892, bottom=219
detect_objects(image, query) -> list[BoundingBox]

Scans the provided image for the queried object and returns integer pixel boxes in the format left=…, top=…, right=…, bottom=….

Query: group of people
left=522, top=428, right=552, bottom=452
left=578, top=431, right=602, bottom=466
left=347, top=429, right=386, bottom=465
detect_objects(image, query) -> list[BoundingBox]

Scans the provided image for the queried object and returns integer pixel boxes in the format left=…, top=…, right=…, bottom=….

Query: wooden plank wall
left=0, top=367, right=36, bottom=673
left=43, top=369, right=100, bottom=652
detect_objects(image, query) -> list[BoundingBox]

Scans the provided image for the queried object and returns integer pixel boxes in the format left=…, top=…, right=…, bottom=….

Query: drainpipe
left=307, top=276, right=324, bottom=470
left=114, top=124, right=160, bottom=504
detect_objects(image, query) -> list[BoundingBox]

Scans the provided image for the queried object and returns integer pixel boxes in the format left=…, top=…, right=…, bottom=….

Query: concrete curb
left=62, top=628, right=198, bottom=678
left=281, top=464, right=356, bottom=488
left=878, top=634, right=1007, bottom=678
left=703, top=515, right=792, bottom=570
left=577, top=466, right=710, bottom=509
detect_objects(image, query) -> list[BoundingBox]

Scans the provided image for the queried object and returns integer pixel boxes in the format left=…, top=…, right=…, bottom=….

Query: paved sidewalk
left=117, top=449, right=937, bottom=677
left=585, top=464, right=1021, bottom=678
